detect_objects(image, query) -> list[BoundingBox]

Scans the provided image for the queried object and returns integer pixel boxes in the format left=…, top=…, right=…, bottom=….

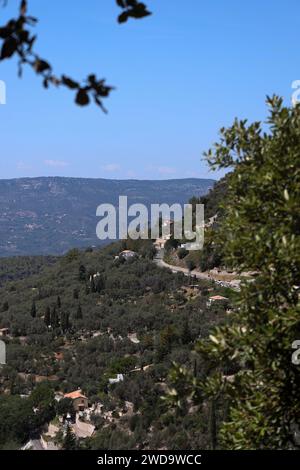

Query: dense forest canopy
left=0, top=234, right=233, bottom=449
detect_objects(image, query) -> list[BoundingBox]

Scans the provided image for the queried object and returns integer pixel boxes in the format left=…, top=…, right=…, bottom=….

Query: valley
left=0, top=177, right=214, bottom=257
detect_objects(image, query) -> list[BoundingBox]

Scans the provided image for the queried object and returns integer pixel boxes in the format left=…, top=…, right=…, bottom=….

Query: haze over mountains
left=0, top=177, right=214, bottom=257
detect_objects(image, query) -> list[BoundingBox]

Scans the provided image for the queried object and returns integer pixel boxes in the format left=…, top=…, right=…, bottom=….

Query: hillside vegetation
left=0, top=239, right=232, bottom=450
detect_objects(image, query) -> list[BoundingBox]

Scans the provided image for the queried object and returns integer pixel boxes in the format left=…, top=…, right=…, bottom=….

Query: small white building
left=120, top=250, right=137, bottom=260
left=0, top=327, right=10, bottom=337
left=128, top=333, right=140, bottom=344
left=89, top=272, right=101, bottom=282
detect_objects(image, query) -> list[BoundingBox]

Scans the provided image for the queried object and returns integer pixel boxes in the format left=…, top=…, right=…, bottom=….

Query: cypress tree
left=61, top=311, right=70, bottom=333
left=75, top=304, right=83, bottom=320
left=50, top=306, right=58, bottom=328
left=90, top=276, right=96, bottom=293
left=63, top=425, right=76, bottom=450
left=73, top=288, right=79, bottom=300
left=30, top=301, right=37, bottom=318
left=96, top=275, right=105, bottom=293
left=44, top=306, right=51, bottom=327
left=181, top=318, right=192, bottom=345
left=79, top=264, right=86, bottom=282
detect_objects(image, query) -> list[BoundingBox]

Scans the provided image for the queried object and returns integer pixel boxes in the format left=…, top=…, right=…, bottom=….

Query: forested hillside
left=164, top=175, right=230, bottom=272
left=0, top=177, right=214, bottom=257
left=0, top=256, right=57, bottom=287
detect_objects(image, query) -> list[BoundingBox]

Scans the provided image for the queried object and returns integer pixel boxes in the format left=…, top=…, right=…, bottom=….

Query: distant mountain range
left=0, top=177, right=215, bottom=257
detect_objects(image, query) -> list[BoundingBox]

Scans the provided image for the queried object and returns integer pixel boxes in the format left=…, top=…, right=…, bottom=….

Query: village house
left=207, top=295, right=229, bottom=307
left=89, top=272, right=101, bottom=282
left=64, top=390, right=89, bottom=412
left=119, top=250, right=137, bottom=260
left=108, top=373, right=124, bottom=385
left=128, top=332, right=140, bottom=344
left=0, top=327, right=10, bottom=337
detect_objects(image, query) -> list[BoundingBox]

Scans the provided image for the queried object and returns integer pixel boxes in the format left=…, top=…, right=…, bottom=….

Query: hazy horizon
left=0, top=175, right=217, bottom=182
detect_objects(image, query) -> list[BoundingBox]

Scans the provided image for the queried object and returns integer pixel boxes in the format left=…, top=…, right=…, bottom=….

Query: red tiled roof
left=64, top=390, right=87, bottom=400
left=209, top=295, right=228, bottom=301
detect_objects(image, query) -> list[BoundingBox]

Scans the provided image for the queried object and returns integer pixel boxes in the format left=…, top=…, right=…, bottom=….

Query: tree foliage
left=170, top=96, right=300, bottom=449
left=0, top=0, right=151, bottom=110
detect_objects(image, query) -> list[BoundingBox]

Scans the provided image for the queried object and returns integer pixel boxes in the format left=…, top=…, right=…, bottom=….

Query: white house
left=0, top=327, right=10, bottom=337
left=119, top=250, right=137, bottom=260
left=109, top=373, right=124, bottom=385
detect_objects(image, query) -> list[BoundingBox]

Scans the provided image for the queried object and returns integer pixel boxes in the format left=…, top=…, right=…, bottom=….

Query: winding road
left=154, top=249, right=240, bottom=291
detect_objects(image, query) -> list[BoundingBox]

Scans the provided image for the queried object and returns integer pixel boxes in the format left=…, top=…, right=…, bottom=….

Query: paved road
left=154, top=256, right=240, bottom=291
left=155, top=257, right=207, bottom=279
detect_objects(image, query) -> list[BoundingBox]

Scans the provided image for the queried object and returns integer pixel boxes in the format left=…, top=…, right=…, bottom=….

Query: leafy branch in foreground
left=0, top=0, right=151, bottom=109
left=116, top=0, right=151, bottom=23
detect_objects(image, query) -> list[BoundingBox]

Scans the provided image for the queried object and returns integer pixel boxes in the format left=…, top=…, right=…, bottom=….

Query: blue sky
left=0, top=0, right=299, bottom=180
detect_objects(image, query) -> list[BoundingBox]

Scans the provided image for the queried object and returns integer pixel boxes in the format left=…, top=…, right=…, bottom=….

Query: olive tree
left=167, top=96, right=300, bottom=449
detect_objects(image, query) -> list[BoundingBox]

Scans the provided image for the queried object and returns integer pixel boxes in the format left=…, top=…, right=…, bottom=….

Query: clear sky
left=0, top=0, right=299, bottom=180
